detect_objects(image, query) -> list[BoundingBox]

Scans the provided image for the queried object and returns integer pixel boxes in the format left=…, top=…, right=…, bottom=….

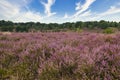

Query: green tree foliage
left=0, top=20, right=120, bottom=32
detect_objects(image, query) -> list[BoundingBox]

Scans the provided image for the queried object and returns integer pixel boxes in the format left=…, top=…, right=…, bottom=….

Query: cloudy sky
left=0, top=0, right=120, bottom=23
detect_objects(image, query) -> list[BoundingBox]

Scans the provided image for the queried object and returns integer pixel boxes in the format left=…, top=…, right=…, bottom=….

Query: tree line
left=0, top=20, right=120, bottom=32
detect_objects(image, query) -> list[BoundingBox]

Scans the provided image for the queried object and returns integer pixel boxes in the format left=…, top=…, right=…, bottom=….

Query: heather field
left=0, top=32, right=120, bottom=80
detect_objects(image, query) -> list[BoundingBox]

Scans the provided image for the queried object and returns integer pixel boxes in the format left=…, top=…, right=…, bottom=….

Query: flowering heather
left=0, top=32, right=120, bottom=80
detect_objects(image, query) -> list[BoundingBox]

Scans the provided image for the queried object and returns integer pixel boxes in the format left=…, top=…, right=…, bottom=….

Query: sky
left=0, top=0, right=120, bottom=23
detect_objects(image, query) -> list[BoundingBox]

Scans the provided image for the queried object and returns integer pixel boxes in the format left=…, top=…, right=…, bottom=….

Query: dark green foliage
left=0, top=20, right=120, bottom=32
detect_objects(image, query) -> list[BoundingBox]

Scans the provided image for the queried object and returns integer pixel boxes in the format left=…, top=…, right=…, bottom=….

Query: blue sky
left=0, top=0, right=120, bottom=23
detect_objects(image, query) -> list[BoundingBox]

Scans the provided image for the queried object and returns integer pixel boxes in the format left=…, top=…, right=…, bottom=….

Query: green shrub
left=103, top=27, right=118, bottom=34
left=76, top=28, right=83, bottom=33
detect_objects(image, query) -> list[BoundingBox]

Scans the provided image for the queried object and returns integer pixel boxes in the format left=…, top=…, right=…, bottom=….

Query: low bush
left=103, top=27, right=118, bottom=34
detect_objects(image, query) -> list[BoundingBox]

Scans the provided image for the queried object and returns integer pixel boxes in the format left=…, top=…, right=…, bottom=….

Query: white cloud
left=13, top=11, right=42, bottom=22
left=70, top=0, right=96, bottom=22
left=70, top=10, right=93, bottom=22
left=75, top=2, right=82, bottom=11
left=94, top=5, right=120, bottom=22
left=0, top=0, right=120, bottom=23
left=70, top=1, right=120, bottom=22
left=0, top=0, right=42, bottom=22
left=0, top=0, right=20, bottom=18
left=74, top=0, right=96, bottom=17
left=78, top=10, right=91, bottom=17
left=40, top=0, right=56, bottom=17
left=100, top=6, right=120, bottom=16
left=63, top=13, right=69, bottom=19
left=87, top=5, right=120, bottom=21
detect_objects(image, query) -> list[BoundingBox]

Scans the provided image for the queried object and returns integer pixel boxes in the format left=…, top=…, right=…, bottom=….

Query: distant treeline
left=0, top=20, right=120, bottom=32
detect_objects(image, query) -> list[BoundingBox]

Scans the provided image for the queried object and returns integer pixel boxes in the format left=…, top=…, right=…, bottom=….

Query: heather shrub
left=1, top=53, right=18, bottom=68
left=0, top=32, right=120, bottom=80
left=39, top=65, right=60, bottom=80
left=0, top=36, right=8, bottom=40
left=76, top=64, right=94, bottom=79
left=71, top=40, right=80, bottom=47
